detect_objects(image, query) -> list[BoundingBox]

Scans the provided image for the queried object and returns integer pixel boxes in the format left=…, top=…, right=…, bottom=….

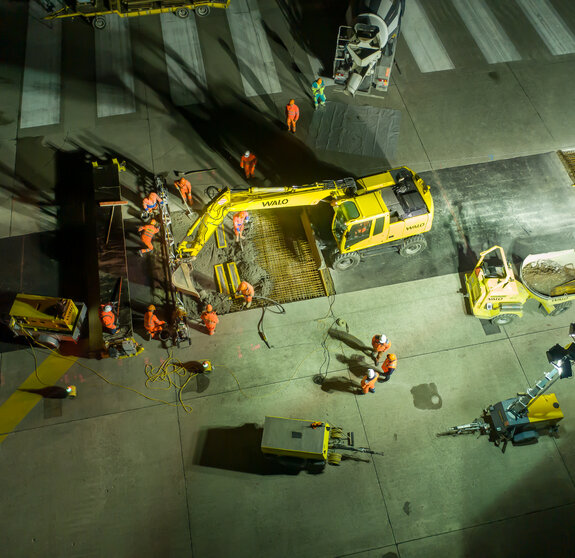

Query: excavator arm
left=176, top=179, right=357, bottom=259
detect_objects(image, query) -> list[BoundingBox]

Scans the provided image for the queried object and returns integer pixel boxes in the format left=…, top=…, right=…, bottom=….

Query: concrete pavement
left=1, top=272, right=574, bottom=557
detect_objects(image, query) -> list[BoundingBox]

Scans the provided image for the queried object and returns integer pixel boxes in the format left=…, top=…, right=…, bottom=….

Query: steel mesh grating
left=251, top=212, right=328, bottom=304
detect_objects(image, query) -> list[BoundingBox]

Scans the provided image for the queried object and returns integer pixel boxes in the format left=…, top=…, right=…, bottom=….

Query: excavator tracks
left=251, top=212, right=332, bottom=304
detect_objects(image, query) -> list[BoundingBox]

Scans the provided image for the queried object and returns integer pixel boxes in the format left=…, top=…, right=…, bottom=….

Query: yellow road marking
left=0, top=353, right=77, bottom=444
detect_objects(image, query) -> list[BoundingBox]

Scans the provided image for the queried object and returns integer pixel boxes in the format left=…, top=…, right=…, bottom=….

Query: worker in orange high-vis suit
left=360, top=368, right=379, bottom=395
left=100, top=304, right=117, bottom=333
left=381, top=353, right=397, bottom=381
left=144, top=305, right=165, bottom=338
left=236, top=281, right=254, bottom=308
left=138, top=219, right=160, bottom=256
left=200, top=304, right=219, bottom=335
left=240, top=150, right=257, bottom=179
left=286, top=99, right=300, bottom=133
left=174, top=177, right=192, bottom=205
left=232, top=211, right=249, bottom=242
left=371, top=333, right=391, bottom=364
left=142, top=192, right=164, bottom=216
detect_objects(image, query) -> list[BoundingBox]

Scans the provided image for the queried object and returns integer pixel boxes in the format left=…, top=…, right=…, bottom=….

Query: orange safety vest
left=382, top=359, right=397, bottom=373
left=144, top=311, right=162, bottom=330
left=100, top=310, right=115, bottom=328
left=372, top=336, right=390, bottom=352
left=361, top=373, right=379, bottom=390
left=240, top=283, right=254, bottom=297
left=175, top=178, right=191, bottom=193
left=139, top=224, right=159, bottom=239
left=201, top=311, right=219, bottom=327
left=286, top=103, right=299, bottom=120
left=240, top=153, right=257, bottom=168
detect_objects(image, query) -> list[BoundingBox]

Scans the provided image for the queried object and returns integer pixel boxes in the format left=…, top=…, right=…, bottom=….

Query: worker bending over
left=311, top=77, right=326, bottom=110
left=174, top=177, right=193, bottom=206
left=360, top=368, right=379, bottom=395
left=200, top=304, right=219, bottom=335
left=240, top=150, right=257, bottom=179
left=233, top=211, right=249, bottom=242
left=138, top=219, right=160, bottom=256
left=142, top=192, right=163, bottom=216
left=100, top=304, right=117, bottom=333
left=237, top=281, right=254, bottom=308
left=286, top=99, right=299, bottom=133
left=144, top=305, right=165, bottom=338
left=371, top=334, right=391, bottom=365
left=380, top=353, right=397, bottom=381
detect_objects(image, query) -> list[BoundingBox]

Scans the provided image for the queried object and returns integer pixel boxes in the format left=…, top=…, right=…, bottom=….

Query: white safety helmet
left=104, top=305, right=112, bottom=312
left=379, top=334, right=387, bottom=343
left=244, top=150, right=250, bottom=157
left=367, top=368, right=376, bottom=379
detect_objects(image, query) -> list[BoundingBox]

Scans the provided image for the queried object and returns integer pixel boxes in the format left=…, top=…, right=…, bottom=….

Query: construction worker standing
left=237, top=281, right=254, bottom=308
left=144, top=305, right=165, bottom=338
left=360, top=368, right=380, bottom=395
left=240, top=150, right=257, bottom=179
left=100, top=304, right=117, bottom=333
left=381, top=353, right=397, bottom=381
left=232, top=211, right=249, bottom=242
left=138, top=219, right=160, bottom=256
left=286, top=99, right=300, bottom=133
left=371, top=334, right=391, bottom=364
left=200, top=304, right=219, bottom=336
left=311, top=77, right=326, bottom=110
left=174, top=177, right=193, bottom=206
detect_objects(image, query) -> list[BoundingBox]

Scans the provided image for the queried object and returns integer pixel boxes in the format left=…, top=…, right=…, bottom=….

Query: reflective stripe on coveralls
left=100, top=310, right=116, bottom=330
left=144, top=311, right=164, bottom=333
left=361, top=371, right=380, bottom=394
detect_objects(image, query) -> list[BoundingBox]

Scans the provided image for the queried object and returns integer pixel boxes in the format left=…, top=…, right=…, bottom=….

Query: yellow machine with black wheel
left=42, top=0, right=230, bottom=29
left=260, top=416, right=384, bottom=473
left=8, top=294, right=87, bottom=350
left=465, top=245, right=575, bottom=325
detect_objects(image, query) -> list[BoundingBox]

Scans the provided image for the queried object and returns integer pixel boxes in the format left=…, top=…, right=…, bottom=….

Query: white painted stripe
left=160, top=13, right=207, bottom=106
left=227, top=0, right=281, bottom=97
left=401, top=0, right=454, bottom=73
left=19, top=2, right=61, bottom=129
left=451, top=0, right=520, bottom=63
left=95, top=16, right=136, bottom=118
left=517, top=0, right=575, bottom=55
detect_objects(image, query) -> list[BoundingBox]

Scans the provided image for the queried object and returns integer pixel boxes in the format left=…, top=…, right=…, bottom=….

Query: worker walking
left=371, top=334, right=391, bottom=365
left=200, top=304, right=219, bottom=336
left=138, top=219, right=160, bottom=256
left=144, top=305, right=165, bottom=338
left=237, top=280, right=254, bottom=308
left=233, top=211, right=249, bottom=242
left=360, top=368, right=380, bottom=395
left=380, top=353, right=397, bottom=381
left=311, top=77, right=326, bottom=110
left=240, top=150, right=257, bottom=179
left=100, top=304, right=118, bottom=333
left=286, top=99, right=300, bottom=133
left=174, top=177, right=193, bottom=206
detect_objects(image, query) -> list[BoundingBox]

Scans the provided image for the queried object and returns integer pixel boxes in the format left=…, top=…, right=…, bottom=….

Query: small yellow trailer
left=465, top=246, right=575, bottom=325
left=261, top=416, right=383, bottom=473
left=43, top=0, right=230, bottom=29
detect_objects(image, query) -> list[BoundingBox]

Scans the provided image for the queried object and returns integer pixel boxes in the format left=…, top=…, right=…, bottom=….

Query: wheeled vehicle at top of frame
left=41, top=0, right=230, bottom=29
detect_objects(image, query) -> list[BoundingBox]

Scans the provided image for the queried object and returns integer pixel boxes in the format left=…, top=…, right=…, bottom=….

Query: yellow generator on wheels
left=42, top=0, right=230, bottom=29
left=465, top=245, right=575, bottom=325
left=261, top=416, right=384, bottom=474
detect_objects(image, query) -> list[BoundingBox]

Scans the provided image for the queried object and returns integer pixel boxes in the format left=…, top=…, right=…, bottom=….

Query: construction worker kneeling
left=144, top=305, right=165, bottom=339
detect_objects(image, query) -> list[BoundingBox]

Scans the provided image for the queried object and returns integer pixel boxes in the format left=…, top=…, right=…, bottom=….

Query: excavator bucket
left=171, top=263, right=199, bottom=298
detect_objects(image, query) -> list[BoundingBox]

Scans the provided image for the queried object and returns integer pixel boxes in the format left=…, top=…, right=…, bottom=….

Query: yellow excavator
left=172, top=167, right=434, bottom=295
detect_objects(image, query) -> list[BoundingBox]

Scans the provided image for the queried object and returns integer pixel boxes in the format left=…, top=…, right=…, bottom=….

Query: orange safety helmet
left=149, top=192, right=158, bottom=201
left=150, top=219, right=157, bottom=225
left=148, top=305, right=156, bottom=311
left=289, top=99, right=295, bottom=105
left=317, top=78, right=323, bottom=85
left=387, top=354, right=397, bottom=361
left=239, top=281, right=248, bottom=290
left=206, top=304, right=213, bottom=312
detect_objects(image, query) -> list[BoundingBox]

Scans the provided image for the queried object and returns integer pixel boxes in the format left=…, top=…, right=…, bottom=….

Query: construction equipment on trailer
left=465, top=246, right=575, bottom=325
left=172, top=166, right=433, bottom=296
left=437, top=325, right=575, bottom=451
left=41, top=0, right=230, bottom=29
left=333, top=0, right=405, bottom=96
left=8, top=294, right=87, bottom=350
left=261, top=416, right=384, bottom=473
